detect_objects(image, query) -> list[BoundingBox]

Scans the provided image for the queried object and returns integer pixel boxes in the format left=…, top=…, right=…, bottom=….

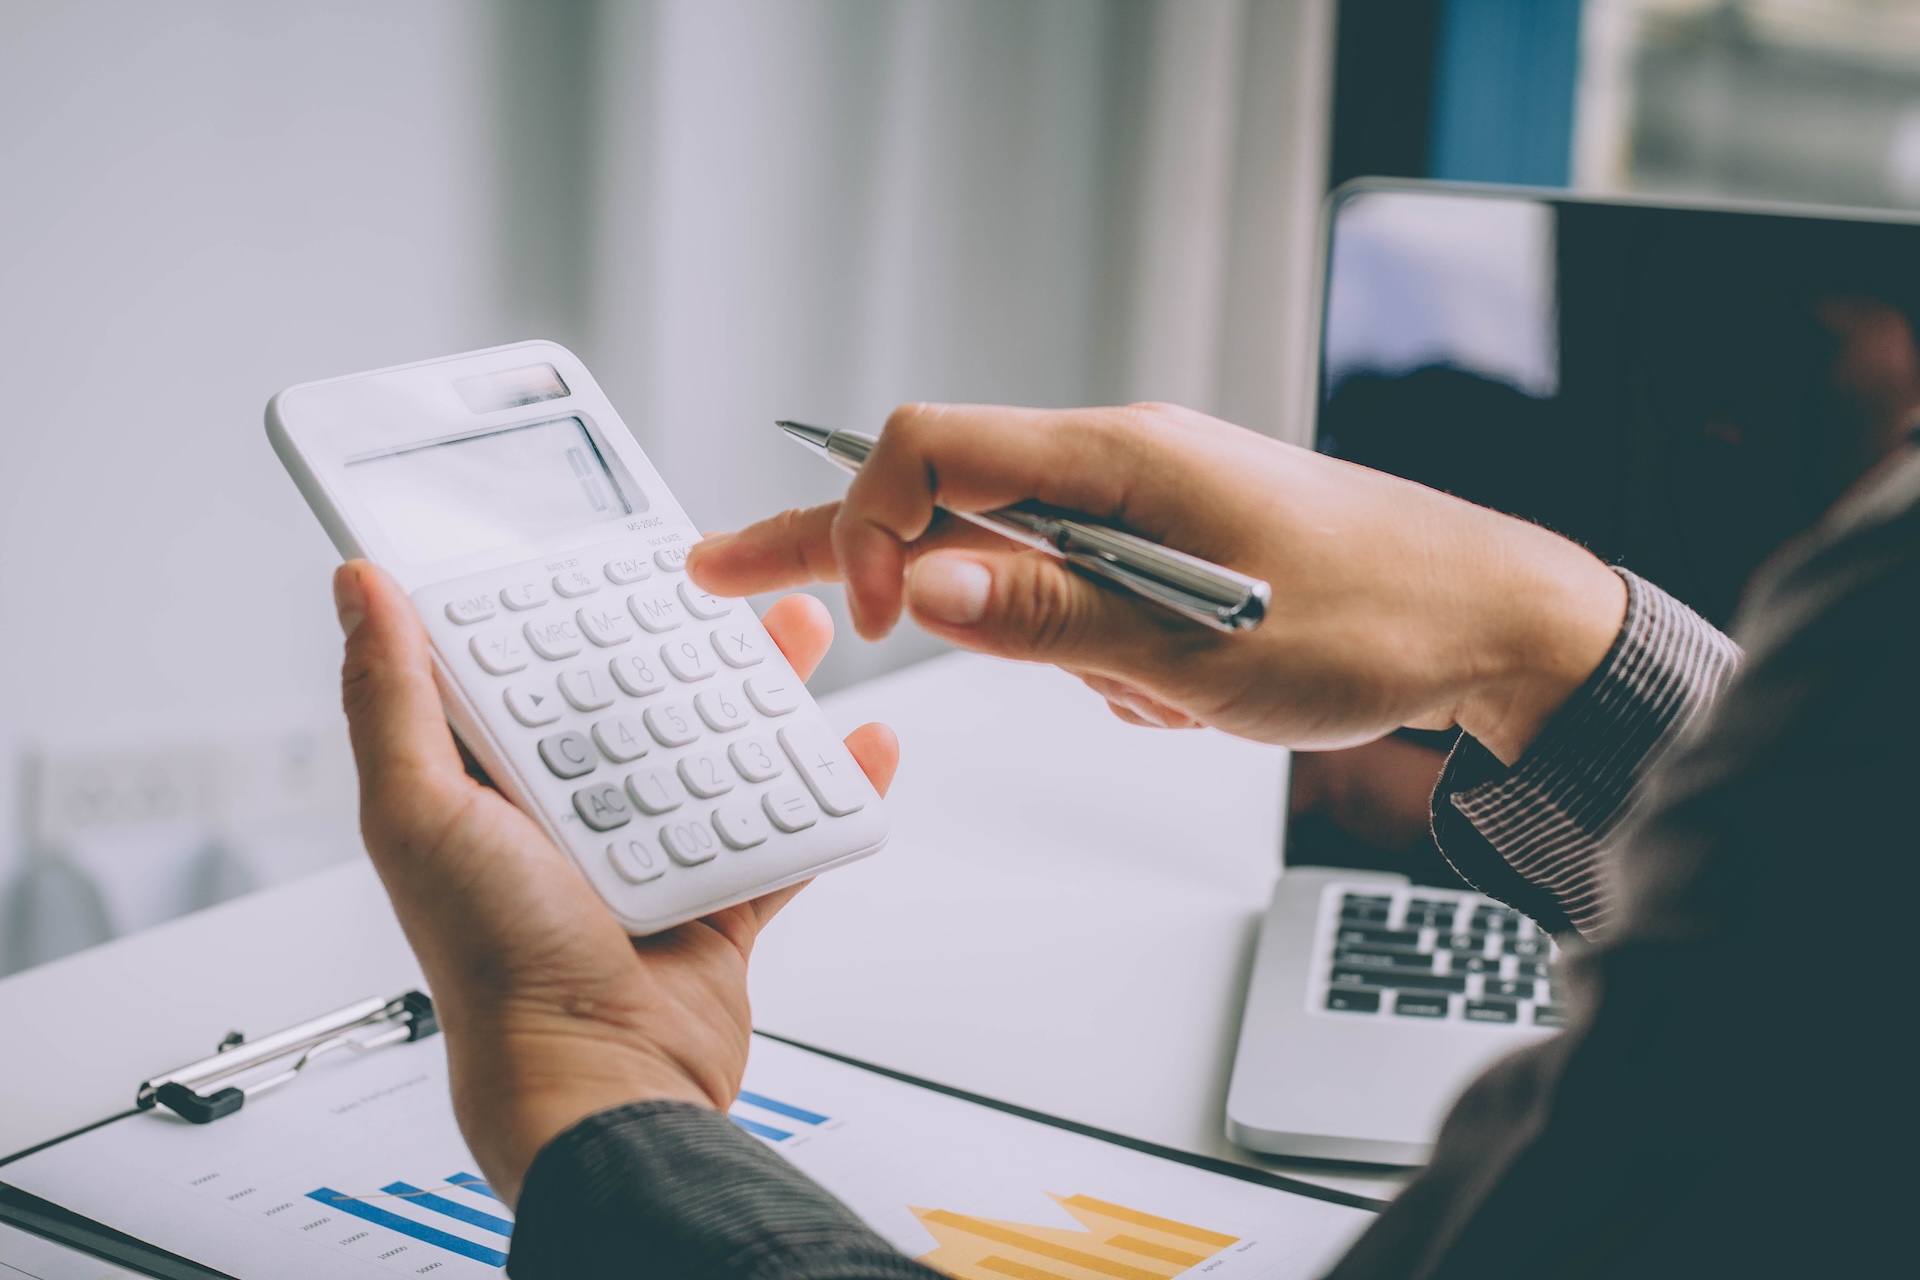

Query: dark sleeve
left=1429, top=570, right=1741, bottom=937
left=1329, top=449, right=1920, bottom=1278
left=508, top=1100, right=936, bottom=1279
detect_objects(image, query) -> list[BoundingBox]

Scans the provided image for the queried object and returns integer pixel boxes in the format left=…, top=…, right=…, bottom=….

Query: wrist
left=1455, top=536, right=1627, bottom=766
left=446, top=1025, right=715, bottom=1206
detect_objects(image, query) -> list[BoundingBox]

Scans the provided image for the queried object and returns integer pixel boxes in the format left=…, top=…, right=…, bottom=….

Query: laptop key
left=1463, top=999, right=1518, bottom=1023
left=1448, top=954, right=1501, bottom=974
left=1515, top=959, right=1552, bottom=979
left=1333, top=968, right=1465, bottom=993
left=1340, top=905, right=1391, bottom=925
left=1325, top=987, right=1381, bottom=1014
left=1534, top=1005, right=1570, bottom=1028
left=1482, top=978, right=1535, bottom=1000
left=1335, top=948, right=1437, bottom=970
left=1445, top=932, right=1488, bottom=952
left=1505, top=937, right=1549, bottom=957
left=1394, top=992, right=1450, bottom=1018
left=1336, top=926, right=1421, bottom=950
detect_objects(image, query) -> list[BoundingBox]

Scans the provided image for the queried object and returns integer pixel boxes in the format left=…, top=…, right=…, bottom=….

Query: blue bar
left=307, top=1188, right=508, bottom=1267
left=446, top=1171, right=502, bottom=1203
left=728, top=1113, right=792, bottom=1142
left=735, top=1090, right=828, bottom=1126
left=381, top=1182, right=513, bottom=1237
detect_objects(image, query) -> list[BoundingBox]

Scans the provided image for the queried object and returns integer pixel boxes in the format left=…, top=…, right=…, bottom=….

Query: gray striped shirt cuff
left=1431, top=570, right=1741, bottom=939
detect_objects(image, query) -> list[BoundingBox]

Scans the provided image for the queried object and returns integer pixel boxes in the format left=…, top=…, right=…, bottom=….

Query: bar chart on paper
left=736, top=1038, right=1373, bottom=1279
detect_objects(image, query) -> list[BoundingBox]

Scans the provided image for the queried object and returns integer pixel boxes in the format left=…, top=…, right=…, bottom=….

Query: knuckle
left=1007, top=561, right=1088, bottom=654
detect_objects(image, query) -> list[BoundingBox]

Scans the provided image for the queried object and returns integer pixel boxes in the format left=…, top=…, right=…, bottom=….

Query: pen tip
left=776, top=419, right=833, bottom=448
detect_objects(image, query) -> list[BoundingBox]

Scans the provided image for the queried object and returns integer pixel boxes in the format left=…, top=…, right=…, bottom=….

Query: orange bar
left=978, top=1256, right=1076, bottom=1280
left=920, top=1211, right=1162, bottom=1280
left=1059, top=1196, right=1239, bottom=1248
left=1106, top=1235, right=1207, bottom=1267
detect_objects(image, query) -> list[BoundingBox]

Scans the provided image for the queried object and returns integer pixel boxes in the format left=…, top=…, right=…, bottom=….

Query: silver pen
left=778, top=420, right=1270, bottom=632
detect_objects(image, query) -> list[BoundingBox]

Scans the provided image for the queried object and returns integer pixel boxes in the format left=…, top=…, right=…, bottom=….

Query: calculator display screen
left=346, top=416, right=641, bottom=564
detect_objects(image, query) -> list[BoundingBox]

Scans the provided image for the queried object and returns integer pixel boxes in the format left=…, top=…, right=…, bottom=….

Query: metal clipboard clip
left=135, top=991, right=438, bottom=1124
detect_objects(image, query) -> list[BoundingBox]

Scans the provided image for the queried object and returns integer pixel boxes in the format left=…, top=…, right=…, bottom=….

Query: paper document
left=0, top=1221, right=141, bottom=1279
left=4, top=1034, right=1372, bottom=1278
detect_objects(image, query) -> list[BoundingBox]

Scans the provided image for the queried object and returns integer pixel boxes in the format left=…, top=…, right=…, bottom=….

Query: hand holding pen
left=686, top=401, right=1627, bottom=764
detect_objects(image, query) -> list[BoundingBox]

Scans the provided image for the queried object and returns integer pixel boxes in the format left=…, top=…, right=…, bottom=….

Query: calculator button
left=501, top=580, right=550, bottom=611
left=539, top=731, right=597, bottom=779
left=661, top=638, right=714, bottom=683
left=660, top=816, right=719, bottom=866
left=606, top=835, right=664, bottom=883
left=744, top=674, right=801, bottom=716
left=654, top=547, right=689, bottom=573
left=778, top=724, right=867, bottom=816
left=609, top=652, right=665, bottom=697
left=605, top=555, right=653, bottom=586
left=504, top=683, right=562, bottom=727
left=591, top=716, right=650, bottom=763
left=728, top=738, right=784, bottom=783
left=643, top=703, right=700, bottom=747
left=524, top=617, right=584, bottom=660
left=445, top=594, right=496, bottom=625
left=711, top=625, right=766, bottom=669
left=762, top=787, right=820, bottom=833
left=627, top=589, right=685, bottom=634
left=572, top=783, right=631, bottom=831
left=470, top=631, right=529, bottom=675
left=625, top=767, right=684, bottom=814
left=558, top=670, right=613, bottom=715
left=576, top=604, right=634, bottom=648
left=677, top=753, right=734, bottom=798
left=677, top=580, right=732, bottom=621
left=713, top=801, right=770, bottom=850
left=554, top=569, right=600, bottom=598
left=694, top=687, right=749, bottom=732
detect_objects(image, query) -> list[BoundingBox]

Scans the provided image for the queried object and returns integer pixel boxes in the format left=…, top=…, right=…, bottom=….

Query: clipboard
left=2, top=998, right=1381, bottom=1280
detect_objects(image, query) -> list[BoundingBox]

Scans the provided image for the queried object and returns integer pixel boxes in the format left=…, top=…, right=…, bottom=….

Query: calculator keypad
left=419, top=536, right=885, bottom=932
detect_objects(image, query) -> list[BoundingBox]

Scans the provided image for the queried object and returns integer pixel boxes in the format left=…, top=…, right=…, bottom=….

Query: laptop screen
left=1287, top=184, right=1920, bottom=884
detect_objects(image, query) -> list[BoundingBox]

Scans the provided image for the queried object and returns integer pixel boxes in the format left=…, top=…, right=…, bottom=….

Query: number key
left=591, top=715, right=649, bottom=763
left=694, top=687, right=748, bottom=732
left=643, top=703, right=699, bottom=747
left=625, top=767, right=684, bottom=814
left=661, top=638, right=713, bottom=682
left=606, top=835, right=664, bottom=883
left=677, top=752, right=734, bottom=798
left=558, top=666, right=615, bottom=711
left=470, top=630, right=529, bottom=675
left=728, top=738, right=783, bottom=783
left=610, top=652, right=664, bottom=697
left=660, top=816, right=718, bottom=865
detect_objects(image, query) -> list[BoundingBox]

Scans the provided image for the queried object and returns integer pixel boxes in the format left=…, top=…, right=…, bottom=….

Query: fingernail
left=334, top=563, right=367, bottom=638
left=908, top=555, right=992, bottom=626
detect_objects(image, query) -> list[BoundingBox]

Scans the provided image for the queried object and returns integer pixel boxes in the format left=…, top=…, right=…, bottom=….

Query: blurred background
left=3, top=0, right=1917, bottom=975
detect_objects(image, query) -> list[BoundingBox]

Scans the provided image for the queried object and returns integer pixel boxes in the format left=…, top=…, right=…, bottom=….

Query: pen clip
left=137, top=991, right=438, bottom=1124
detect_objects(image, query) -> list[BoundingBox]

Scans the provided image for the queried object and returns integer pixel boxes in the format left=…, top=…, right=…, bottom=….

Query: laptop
left=1225, top=181, right=1920, bottom=1164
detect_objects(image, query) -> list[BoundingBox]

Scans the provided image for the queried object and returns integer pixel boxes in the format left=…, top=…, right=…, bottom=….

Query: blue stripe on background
left=728, top=1113, right=793, bottom=1142
left=306, top=1188, right=509, bottom=1267
left=1429, top=0, right=1582, bottom=186
left=446, top=1171, right=502, bottom=1203
left=735, top=1090, right=829, bottom=1126
left=381, top=1182, right=513, bottom=1237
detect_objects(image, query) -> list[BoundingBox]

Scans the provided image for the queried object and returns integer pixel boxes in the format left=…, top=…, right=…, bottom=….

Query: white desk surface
left=0, top=652, right=1408, bottom=1204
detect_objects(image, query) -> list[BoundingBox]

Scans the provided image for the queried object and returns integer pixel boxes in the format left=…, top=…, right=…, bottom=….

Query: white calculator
left=267, top=340, right=888, bottom=934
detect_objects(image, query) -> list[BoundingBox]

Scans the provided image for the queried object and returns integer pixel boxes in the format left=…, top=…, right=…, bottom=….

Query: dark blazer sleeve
left=1330, top=446, right=1920, bottom=1278
left=508, top=1100, right=937, bottom=1278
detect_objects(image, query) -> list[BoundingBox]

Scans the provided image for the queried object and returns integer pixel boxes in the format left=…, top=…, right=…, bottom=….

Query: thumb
left=334, top=561, right=467, bottom=819
left=903, top=548, right=1198, bottom=674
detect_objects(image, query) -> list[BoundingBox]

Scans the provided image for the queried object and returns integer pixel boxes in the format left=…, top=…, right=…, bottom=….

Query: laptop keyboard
left=1312, top=884, right=1567, bottom=1028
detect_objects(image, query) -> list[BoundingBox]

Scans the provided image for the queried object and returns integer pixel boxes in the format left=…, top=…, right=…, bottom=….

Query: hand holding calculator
left=269, top=342, right=889, bottom=934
